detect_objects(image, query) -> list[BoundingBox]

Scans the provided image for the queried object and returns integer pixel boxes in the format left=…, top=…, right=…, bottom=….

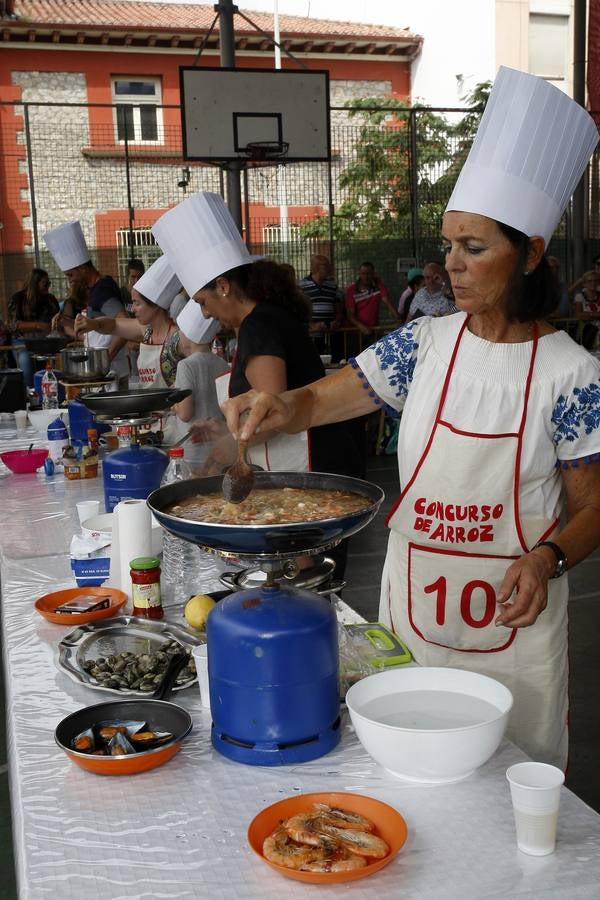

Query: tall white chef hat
left=133, top=255, right=182, bottom=310
left=151, top=192, right=252, bottom=297
left=445, top=66, right=599, bottom=246
left=43, top=221, right=90, bottom=271
left=176, top=299, right=221, bottom=344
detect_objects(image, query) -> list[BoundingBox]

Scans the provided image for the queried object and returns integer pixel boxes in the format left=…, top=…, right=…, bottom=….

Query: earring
left=523, top=270, right=530, bottom=276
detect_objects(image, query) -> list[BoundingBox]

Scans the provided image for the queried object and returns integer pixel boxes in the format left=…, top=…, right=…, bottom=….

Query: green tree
left=436, top=81, right=491, bottom=194
left=302, top=98, right=451, bottom=241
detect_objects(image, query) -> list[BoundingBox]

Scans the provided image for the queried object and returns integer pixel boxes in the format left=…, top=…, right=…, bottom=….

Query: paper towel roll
left=108, top=500, right=153, bottom=598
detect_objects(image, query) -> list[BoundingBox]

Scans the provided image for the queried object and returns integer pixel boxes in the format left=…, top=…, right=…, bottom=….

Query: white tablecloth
left=2, top=422, right=600, bottom=899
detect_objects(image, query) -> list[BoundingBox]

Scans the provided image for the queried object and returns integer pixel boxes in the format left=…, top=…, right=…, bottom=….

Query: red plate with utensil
left=247, top=791, right=408, bottom=884
left=35, top=587, right=127, bottom=625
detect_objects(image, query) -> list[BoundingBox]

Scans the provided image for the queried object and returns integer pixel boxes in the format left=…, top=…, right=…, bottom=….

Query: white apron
left=382, top=318, right=568, bottom=767
left=137, top=339, right=179, bottom=444
left=216, top=369, right=310, bottom=471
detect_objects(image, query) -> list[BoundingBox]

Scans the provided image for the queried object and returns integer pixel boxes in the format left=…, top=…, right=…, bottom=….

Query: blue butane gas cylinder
left=103, top=443, right=169, bottom=512
left=67, top=399, right=111, bottom=444
left=207, top=584, right=340, bottom=766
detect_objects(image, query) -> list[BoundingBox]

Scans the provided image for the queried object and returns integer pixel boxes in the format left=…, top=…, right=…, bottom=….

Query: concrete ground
left=1, top=453, right=598, bottom=898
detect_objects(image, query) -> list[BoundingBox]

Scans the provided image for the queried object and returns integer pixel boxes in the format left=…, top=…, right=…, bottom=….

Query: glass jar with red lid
left=130, top=556, right=163, bottom=619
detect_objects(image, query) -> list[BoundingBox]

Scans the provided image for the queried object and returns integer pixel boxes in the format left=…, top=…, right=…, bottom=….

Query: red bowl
left=1, top=448, right=49, bottom=473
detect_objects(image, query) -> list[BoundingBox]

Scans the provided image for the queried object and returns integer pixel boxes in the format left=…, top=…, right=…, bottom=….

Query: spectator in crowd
left=45, top=221, right=129, bottom=377
left=572, top=269, right=600, bottom=317
left=345, top=261, right=400, bottom=336
left=547, top=256, right=571, bottom=317
left=298, top=254, right=344, bottom=361
left=122, top=259, right=146, bottom=376
left=9, top=268, right=60, bottom=385
left=397, top=267, right=424, bottom=321
left=122, top=258, right=145, bottom=312
left=406, top=261, right=456, bottom=320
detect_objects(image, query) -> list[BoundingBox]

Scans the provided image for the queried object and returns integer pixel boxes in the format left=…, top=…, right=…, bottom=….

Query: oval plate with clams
left=57, top=616, right=201, bottom=697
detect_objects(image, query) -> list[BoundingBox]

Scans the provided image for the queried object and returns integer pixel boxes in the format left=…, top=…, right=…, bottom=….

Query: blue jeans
left=12, top=342, right=34, bottom=387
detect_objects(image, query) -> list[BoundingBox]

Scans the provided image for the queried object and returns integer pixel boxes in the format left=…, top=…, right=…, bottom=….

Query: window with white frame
left=529, top=13, right=569, bottom=82
left=111, top=77, right=163, bottom=143
left=262, top=223, right=302, bottom=246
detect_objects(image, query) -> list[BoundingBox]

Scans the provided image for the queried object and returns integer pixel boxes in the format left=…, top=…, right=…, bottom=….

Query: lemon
left=184, top=594, right=216, bottom=630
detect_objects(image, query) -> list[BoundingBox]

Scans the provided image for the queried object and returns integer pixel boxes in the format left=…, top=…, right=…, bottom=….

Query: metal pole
left=23, top=104, right=40, bottom=267
left=216, top=0, right=243, bottom=234
left=274, top=0, right=290, bottom=249
left=572, top=0, right=587, bottom=280
left=409, top=108, right=419, bottom=264
left=123, top=106, right=135, bottom=259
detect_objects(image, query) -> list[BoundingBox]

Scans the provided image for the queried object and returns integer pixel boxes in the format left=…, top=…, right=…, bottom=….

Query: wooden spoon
left=222, top=438, right=254, bottom=504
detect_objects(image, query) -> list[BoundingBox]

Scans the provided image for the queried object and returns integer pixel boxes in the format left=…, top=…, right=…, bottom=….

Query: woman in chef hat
left=151, top=192, right=364, bottom=482
left=74, top=254, right=199, bottom=389
left=221, top=67, right=600, bottom=768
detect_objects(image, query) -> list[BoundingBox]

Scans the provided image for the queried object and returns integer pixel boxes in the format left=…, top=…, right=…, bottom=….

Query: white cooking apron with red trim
left=215, top=370, right=310, bottom=472
left=381, top=317, right=568, bottom=767
left=136, top=338, right=180, bottom=443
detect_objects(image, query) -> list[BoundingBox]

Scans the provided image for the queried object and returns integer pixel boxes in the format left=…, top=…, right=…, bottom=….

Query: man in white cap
left=220, top=67, right=600, bottom=769
left=44, top=220, right=129, bottom=377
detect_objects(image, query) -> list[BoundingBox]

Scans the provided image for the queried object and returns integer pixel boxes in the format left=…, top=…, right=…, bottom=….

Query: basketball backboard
left=180, top=67, right=330, bottom=163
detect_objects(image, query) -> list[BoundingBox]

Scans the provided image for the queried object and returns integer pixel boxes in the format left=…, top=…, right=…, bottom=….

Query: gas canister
left=102, top=443, right=168, bottom=512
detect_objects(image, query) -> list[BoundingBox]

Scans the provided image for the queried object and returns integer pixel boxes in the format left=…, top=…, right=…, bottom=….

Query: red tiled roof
left=8, top=0, right=418, bottom=43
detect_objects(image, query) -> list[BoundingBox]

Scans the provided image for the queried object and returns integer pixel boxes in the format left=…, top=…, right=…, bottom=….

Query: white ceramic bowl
left=28, top=408, right=69, bottom=436
left=346, top=667, right=513, bottom=784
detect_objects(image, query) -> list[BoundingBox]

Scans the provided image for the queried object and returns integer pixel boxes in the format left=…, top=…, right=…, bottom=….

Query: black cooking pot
left=22, top=335, right=71, bottom=356
left=147, top=471, right=385, bottom=556
left=78, top=388, right=191, bottom=417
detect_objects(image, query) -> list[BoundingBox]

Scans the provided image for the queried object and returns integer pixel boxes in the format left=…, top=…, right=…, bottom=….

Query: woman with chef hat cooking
left=219, top=68, right=600, bottom=769
left=151, top=192, right=364, bottom=483
left=73, top=255, right=200, bottom=389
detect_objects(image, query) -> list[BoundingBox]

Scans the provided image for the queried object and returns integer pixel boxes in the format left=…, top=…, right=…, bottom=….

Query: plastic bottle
left=47, top=416, right=69, bottom=467
left=41, top=360, right=59, bottom=410
left=159, top=447, right=198, bottom=606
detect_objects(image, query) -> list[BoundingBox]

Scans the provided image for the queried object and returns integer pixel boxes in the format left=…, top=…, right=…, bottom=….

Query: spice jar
left=87, top=427, right=98, bottom=452
left=130, top=556, right=163, bottom=619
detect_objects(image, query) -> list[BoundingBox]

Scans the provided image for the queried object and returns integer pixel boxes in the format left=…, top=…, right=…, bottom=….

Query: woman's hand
left=51, top=311, right=63, bottom=332
left=222, top=389, right=299, bottom=442
left=74, top=313, right=93, bottom=337
left=189, top=417, right=227, bottom=444
left=199, top=432, right=237, bottom=475
left=495, top=547, right=555, bottom=628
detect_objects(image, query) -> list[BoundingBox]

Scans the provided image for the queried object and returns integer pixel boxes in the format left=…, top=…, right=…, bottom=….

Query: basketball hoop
left=240, top=140, right=290, bottom=163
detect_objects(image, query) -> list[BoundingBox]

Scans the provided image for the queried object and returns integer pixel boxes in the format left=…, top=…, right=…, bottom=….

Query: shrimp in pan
left=284, top=812, right=389, bottom=859
left=313, top=803, right=376, bottom=832
left=263, top=827, right=366, bottom=872
left=263, top=827, right=319, bottom=870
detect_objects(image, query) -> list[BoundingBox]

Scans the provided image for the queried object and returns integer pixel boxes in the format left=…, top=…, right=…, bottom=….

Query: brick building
left=0, top=0, right=421, bottom=304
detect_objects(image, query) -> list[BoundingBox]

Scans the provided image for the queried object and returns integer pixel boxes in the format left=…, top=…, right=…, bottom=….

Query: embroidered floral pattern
left=552, top=382, right=600, bottom=445
left=371, top=323, right=419, bottom=400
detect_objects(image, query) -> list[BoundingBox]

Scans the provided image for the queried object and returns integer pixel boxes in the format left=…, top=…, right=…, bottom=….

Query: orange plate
left=247, top=791, right=408, bottom=885
left=64, top=740, right=182, bottom=776
left=35, top=587, right=127, bottom=625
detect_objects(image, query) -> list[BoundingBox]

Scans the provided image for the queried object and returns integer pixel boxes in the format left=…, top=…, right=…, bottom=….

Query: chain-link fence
left=1, top=99, right=599, bottom=316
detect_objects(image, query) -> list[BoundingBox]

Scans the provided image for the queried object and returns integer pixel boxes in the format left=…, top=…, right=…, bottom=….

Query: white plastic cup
left=506, top=762, right=565, bottom=856
left=14, top=409, right=28, bottom=432
left=76, top=499, right=101, bottom=525
left=192, top=644, right=210, bottom=711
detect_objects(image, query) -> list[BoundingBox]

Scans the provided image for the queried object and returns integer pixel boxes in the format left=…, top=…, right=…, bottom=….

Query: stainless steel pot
left=58, top=346, right=111, bottom=380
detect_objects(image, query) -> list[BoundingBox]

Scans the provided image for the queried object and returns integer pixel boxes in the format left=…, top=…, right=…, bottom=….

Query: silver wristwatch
left=533, top=541, right=568, bottom=578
